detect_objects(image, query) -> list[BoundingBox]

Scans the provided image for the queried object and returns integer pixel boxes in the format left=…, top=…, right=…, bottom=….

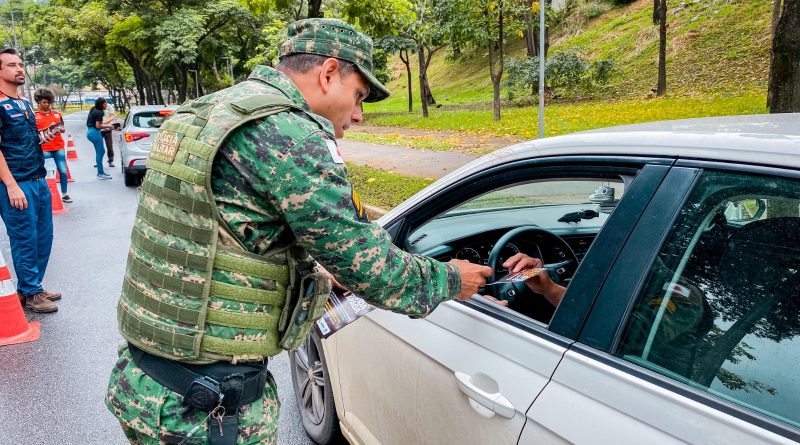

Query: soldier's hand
left=449, top=259, right=492, bottom=300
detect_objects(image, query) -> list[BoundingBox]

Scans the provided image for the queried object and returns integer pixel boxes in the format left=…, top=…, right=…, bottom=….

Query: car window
left=445, top=180, right=625, bottom=214
left=408, top=177, right=629, bottom=324
left=133, top=111, right=169, bottom=129
left=616, top=170, right=800, bottom=428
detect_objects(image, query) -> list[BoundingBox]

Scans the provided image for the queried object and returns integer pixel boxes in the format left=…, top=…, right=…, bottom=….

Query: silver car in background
left=119, top=105, right=178, bottom=186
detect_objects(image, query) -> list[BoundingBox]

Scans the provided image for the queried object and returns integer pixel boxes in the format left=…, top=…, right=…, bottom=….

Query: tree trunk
left=212, top=59, right=223, bottom=85
left=155, top=80, right=165, bottom=105
left=400, top=49, right=413, bottom=112
left=523, top=0, right=550, bottom=58
left=768, top=0, right=800, bottom=112
left=523, top=0, right=536, bottom=57
left=489, top=4, right=505, bottom=121
left=418, top=46, right=430, bottom=118
left=307, top=0, right=322, bottom=18
left=422, top=82, right=436, bottom=105
left=655, top=0, right=668, bottom=96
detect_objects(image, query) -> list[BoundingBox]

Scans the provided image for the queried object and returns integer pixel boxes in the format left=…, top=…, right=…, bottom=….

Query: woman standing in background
left=86, top=97, right=113, bottom=180
left=34, top=88, right=71, bottom=202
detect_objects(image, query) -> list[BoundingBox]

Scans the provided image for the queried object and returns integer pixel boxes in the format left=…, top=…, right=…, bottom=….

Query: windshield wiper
left=558, top=209, right=599, bottom=223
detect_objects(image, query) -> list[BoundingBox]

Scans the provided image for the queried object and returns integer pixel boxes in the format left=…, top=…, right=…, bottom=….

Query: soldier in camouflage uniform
left=106, top=18, right=492, bottom=445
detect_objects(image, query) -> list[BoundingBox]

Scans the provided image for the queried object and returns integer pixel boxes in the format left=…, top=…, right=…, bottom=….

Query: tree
left=448, top=0, right=525, bottom=120
left=653, top=0, right=667, bottom=96
left=521, top=0, right=549, bottom=59
left=379, top=36, right=416, bottom=112
left=767, top=0, right=800, bottom=112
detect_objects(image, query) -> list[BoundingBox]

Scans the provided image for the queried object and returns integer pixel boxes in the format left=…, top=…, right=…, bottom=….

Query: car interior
left=405, top=172, right=635, bottom=325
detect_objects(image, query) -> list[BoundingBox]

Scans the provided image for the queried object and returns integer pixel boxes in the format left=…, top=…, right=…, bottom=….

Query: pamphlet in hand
left=486, top=267, right=547, bottom=286
left=315, top=290, right=375, bottom=338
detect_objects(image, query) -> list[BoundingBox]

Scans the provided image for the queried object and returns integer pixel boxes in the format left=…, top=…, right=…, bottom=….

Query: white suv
left=119, top=105, right=178, bottom=186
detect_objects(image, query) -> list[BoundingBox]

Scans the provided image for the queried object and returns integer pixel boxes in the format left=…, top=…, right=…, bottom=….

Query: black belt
left=128, top=343, right=269, bottom=444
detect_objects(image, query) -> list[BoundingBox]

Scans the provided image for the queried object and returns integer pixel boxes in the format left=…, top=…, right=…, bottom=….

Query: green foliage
left=155, top=10, right=205, bottom=66
left=591, top=58, right=615, bottom=84
left=365, top=93, right=768, bottom=142
left=345, top=163, right=434, bottom=209
left=372, top=47, right=391, bottom=84
left=586, top=2, right=607, bottom=20
left=546, top=50, right=589, bottom=88
left=504, top=50, right=614, bottom=101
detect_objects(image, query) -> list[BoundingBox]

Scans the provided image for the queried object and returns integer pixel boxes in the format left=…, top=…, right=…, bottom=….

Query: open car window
left=406, top=177, right=630, bottom=325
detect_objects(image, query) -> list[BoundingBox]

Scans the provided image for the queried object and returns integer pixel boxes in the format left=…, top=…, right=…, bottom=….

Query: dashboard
left=428, top=228, right=595, bottom=273
left=407, top=204, right=605, bottom=273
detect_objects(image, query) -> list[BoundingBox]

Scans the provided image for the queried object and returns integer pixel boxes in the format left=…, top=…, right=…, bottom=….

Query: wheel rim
left=294, top=336, right=327, bottom=425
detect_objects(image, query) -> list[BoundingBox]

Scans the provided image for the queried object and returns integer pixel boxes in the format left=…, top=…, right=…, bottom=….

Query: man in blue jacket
left=0, top=48, right=60, bottom=313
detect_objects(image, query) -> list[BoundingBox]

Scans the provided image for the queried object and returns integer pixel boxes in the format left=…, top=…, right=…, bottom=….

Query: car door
left=329, top=158, right=671, bottom=445
left=526, top=164, right=800, bottom=444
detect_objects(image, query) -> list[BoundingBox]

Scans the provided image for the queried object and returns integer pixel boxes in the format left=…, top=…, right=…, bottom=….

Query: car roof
left=380, top=113, right=800, bottom=223
left=485, top=113, right=800, bottom=171
left=128, top=105, right=179, bottom=113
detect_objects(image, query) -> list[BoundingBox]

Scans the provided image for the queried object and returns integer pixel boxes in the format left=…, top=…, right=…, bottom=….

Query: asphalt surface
left=0, top=111, right=314, bottom=445
left=338, top=138, right=477, bottom=179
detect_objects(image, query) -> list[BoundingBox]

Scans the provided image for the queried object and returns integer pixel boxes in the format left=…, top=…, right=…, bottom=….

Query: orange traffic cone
left=46, top=178, right=68, bottom=214
left=66, top=134, right=78, bottom=160
left=0, top=253, right=41, bottom=347
left=55, top=164, right=75, bottom=184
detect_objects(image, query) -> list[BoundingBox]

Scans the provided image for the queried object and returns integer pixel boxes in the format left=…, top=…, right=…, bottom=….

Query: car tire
left=289, top=332, right=343, bottom=445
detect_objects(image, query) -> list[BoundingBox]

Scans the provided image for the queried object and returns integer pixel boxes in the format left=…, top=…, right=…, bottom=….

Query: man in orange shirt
left=34, top=88, right=70, bottom=203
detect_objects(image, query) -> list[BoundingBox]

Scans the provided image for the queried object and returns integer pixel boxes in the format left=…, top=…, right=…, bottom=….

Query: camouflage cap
left=279, top=18, right=390, bottom=102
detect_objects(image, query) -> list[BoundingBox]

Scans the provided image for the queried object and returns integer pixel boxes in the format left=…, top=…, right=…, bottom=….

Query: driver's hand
left=449, top=259, right=492, bottom=300
left=503, top=253, right=543, bottom=273
left=503, top=253, right=566, bottom=307
left=481, top=294, right=509, bottom=307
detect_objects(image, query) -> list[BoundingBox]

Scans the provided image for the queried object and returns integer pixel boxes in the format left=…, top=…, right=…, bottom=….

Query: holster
left=278, top=256, right=332, bottom=351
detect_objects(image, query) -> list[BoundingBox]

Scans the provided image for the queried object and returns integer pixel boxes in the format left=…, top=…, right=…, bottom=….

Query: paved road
left=338, top=139, right=478, bottom=179
left=0, top=112, right=313, bottom=445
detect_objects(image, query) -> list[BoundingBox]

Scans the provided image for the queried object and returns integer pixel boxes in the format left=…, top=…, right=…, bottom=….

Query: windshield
left=133, top=111, right=170, bottom=129
left=444, top=180, right=626, bottom=215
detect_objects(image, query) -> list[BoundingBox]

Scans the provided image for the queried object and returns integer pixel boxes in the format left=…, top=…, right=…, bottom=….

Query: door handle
left=454, top=371, right=515, bottom=419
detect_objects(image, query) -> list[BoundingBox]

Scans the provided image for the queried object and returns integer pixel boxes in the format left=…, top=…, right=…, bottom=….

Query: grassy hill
left=365, top=0, right=772, bottom=115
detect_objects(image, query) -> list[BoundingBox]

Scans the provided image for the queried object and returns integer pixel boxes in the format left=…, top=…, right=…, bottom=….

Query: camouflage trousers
left=106, top=344, right=280, bottom=445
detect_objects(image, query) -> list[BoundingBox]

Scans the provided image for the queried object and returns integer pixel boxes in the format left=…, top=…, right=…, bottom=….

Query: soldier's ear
left=318, top=58, right=341, bottom=95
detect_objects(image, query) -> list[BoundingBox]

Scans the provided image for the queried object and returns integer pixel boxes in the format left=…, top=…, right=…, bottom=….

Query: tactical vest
left=118, top=84, right=332, bottom=365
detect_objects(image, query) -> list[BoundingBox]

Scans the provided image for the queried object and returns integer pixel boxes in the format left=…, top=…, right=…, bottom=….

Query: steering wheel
left=486, top=226, right=579, bottom=303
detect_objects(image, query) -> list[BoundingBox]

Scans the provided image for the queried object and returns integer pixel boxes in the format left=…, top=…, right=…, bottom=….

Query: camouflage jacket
left=210, top=65, right=461, bottom=316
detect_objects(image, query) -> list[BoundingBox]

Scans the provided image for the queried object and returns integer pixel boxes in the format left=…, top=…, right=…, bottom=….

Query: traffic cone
left=66, top=134, right=78, bottom=160
left=46, top=178, right=68, bottom=214
left=0, top=253, right=41, bottom=347
left=54, top=164, right=75, bottom=184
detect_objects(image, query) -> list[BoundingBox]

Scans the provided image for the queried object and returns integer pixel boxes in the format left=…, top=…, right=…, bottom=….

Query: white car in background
left=289, top=114, right=800, bottom=445
left=119, top=105, right=178, bottom=186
